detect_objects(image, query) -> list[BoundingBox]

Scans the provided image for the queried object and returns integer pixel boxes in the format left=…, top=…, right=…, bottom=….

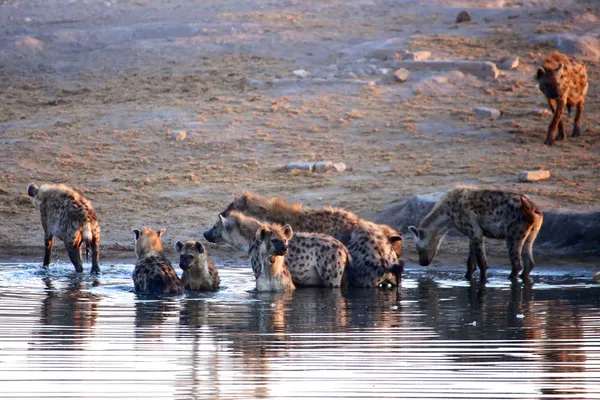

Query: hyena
left=204, top=211, right=349, bottom=288
left=221, top=192, right=403, bottom=287
left=408, top=186, right=544, bottom=282
left=27, top=183, right=101, bottom=273
left=175, top=240, right=220, bottom=291
left=132, top=227, right=184, bottom=295
left=536, top=50, right=588, bottom=146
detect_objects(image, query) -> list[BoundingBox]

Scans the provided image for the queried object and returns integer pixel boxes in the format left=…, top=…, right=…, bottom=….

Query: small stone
left=405, top=51, right=432, bottom=61
left=473, top=107, right=501, bottom=119
left=143, top=178, right=152, bottom=185
left=346, top=72, right=358, bottom=79
left=378, top=68, right=391, bottom=76
left=171, top=130, right=187, bottom=141
left=285, top=162, right=314, bottom=171
left=530, top=108, right=552, bottom=117
left=394, top=68, right=410, bottom=83
left=313, top=161, right=334, bottom=173
left=332, top=162, right=347, bottom=172
left=499, top=57, right=519, bottom=70
left=293, top=69, right=309, bottom=79
left=518, top=170, right=551, bottom=182
left=456, top=10, right=472, bottom=23
left=516, top=314, right=525, bottom=319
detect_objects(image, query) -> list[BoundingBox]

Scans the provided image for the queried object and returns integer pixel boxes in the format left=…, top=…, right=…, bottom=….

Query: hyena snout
left=179, top=254, right=195, bottom=270
left=271, top=239, right=288, bottom=256
left=203, top=228, right=217, bottom=243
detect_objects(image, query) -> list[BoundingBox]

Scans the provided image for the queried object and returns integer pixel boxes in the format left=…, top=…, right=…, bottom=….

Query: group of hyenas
left=28, top=180, right=544, bottom=294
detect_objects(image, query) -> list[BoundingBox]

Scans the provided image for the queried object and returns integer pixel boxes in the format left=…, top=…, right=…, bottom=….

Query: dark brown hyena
left=28, top=183, right=101, bottom=273
left=175, top=240, right=220, bottom=291
left=221, top=192, right=403, bottom=287
left=408, top=186, right=544, bottom=283
left=132, top=227, right=184, bottom=295
left=536, top=51, right=588, bottom=146
left=204, top=211, right=349, bottom=288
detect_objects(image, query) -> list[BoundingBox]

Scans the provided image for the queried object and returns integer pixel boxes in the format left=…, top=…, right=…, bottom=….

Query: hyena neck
left=138, top=247, right=164, bottom=260
left=420, top=207, right=453, bottom=237
left=265, top=255, right=286, bottom=278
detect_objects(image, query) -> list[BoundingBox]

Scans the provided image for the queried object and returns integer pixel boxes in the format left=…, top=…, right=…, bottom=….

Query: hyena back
left=175, top=240, right=220, bottom=291
left=28, top=183, right=101, bottom=273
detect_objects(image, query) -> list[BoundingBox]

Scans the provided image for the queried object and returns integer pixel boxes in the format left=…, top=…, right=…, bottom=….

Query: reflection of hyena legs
left=44, top=235, right=54, bottom=267
left=67, top=243, right=84, bottom=273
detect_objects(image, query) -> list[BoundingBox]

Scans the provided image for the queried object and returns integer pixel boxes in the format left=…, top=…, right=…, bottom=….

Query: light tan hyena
left=132, top=227, right=184, bottom=295
left=536, top=51, right=588, bottom=146
left=221, top=192, right=403, bottom=287
left=28, top=183, right=101, bottom=273
left=204, top=211, right=349, bottom=288
left=408, top=187, right=544, bottom=282
left=175, top=240, right=220, bottom=291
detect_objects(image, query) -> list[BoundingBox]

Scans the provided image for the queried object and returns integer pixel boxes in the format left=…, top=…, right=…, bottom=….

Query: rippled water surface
left=1, top=261, right=600, bottom=399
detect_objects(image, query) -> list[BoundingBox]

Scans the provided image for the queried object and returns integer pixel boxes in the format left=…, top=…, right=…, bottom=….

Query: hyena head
left=408, top=226, right=441, bottom=267
left=175, top=240, right=206, bottom=271
left=536, top=64, right=563, bottom=99
left=256, top=224, right=293, bottom=257
left=27, top=183, right=41, bottom=209
left=381, top=225, right=403, bottom=258
left=221, top=193, right=250, bottom=217
left=133, top=227, right=166, bottom=258
left=203, top=213, right=252, bottom=252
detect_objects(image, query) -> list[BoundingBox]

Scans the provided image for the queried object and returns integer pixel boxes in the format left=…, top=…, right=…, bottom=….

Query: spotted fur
left=409, top=186, right=544, bottom=282
left=132, top=227, right=184, bottom=295
left=28, top=183, right=101, bottom=273
left=536, top=51, right=588, bottom=145
left=175, top=240, right=220, bottom=291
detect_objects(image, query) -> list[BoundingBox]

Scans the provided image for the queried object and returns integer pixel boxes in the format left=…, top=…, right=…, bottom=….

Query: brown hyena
left=408, top=187, right=544, bottom=282
left=221, top=192, right=403, bottom=287
left=175, top=240, right=220, bottom=291
left=27, top=183, right=101, bottom=274
left=204, top=211, right=349, bottom=288
left=132, top=227, right=184, bottom=295
left=536, top=51, right=588, bottom=146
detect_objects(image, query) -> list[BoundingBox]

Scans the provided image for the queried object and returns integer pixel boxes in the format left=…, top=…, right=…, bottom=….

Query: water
left=1, top=262, right=600, bottom=399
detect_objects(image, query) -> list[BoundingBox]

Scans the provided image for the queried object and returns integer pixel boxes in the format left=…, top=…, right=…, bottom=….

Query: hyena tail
left=82, top=222, right=93, bottom=262
left=520, top=195, right=543, bottom=224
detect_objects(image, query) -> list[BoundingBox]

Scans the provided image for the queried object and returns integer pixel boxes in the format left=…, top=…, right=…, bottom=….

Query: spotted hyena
left=536, top=51, right=588, bottom=146
left=175, top=240, right=220, bottom=291
left=204, top=211, right=349, bottom=288
left=221, top=192, right=403, bottom=287
left=28, top=183, right=101, bottom=273
left=132, top=227, right=184, bottom=295
left=408, top=187, right=544, bottom=282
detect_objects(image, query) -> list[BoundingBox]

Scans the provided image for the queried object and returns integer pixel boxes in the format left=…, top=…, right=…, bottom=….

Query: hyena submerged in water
left=221, top=192, right=403, bottom=287
left=28, top=183, right=101, bottom=273
left=408, top=187, right=543, bottom=282
left=132, top=227, right=184, bottom=295
left=175, top=240, right=220, bottom=291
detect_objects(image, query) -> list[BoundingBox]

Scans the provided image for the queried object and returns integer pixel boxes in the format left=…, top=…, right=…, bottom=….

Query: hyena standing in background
left=132, top=227, right=184, bottom=295
left=536, top=50, right=588, bottom=146
left=408, top=187, right=543, bottom=283
left=28, top=183, right=101, bottom=273
left=175, top=240, right=220, bottom=291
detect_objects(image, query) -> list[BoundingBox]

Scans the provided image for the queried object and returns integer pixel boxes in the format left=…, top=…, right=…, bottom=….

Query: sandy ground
left=1, top=0, right=599, bottom=266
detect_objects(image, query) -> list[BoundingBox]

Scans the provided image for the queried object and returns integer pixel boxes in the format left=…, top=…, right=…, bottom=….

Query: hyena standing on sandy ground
left=408, top=187, right=544, bottom=282
left=27, top=183, right=101, bottom=273
left=221, top=192, right=403, bottom=287
left=204, top=211, right=349, bottom=288
left=536, top=50, right=588, bottom=146
left=175, top=240, right=220, bottom=291
left=132, top=227, right=184, bottom=295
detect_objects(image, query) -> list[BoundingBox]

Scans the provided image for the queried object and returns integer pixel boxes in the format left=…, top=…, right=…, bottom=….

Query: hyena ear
left=389, top=234, right=403, bottom=243
left=281, top=224, right=294, bottom=241
left=175, top=240, right=184, bottom=253
left=158, top=228, right=166, bottom=238
left=535, top=67, right=545, bottom=80
left=27, top=183, right=39, bottom=198
left=133, top=229, right=140, bottom=240
left=255, top=225, right=268, bottom=242
left=408, top=226, right=419, bottom=240
left=218, top=213, right=227, bottom=225
left=194, top=241, right=205, bottom=254
left=554, top=63, right=563, bottom=73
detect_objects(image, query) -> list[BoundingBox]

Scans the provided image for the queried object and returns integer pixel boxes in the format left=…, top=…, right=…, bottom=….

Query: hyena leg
left=470, top=237, right=489, bottom=282
left=547, top=99, right=566, bottom=141
left=465, top=242, right=477, bottom=281
left=573, top=101, right=584, bottom=137
left=90, top=236, right=100, bottom=274
left=66, top=243, right=84, bottom=273
left=547, top=98, right=556, bottom=113
left=545, top=98, right=566, bottom=146
left=521, top=217, right=542, bottom=281
left=43, top=235, right=54, bottom=267
left=506, top=229, right=529, bottom=281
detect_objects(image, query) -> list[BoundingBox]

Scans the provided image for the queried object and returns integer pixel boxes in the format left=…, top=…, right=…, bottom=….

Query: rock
left=518, top=170, right=550, bottom=182
left=346, top=72, right=358, bottom=79
left=533, top=34, right=600, bottom=61
left=171, top=130, right=187, bottom=141
left=499, top=57, right=519, bottom=70
left=16, top=36, right=44, bottom=51
left=378, top=68, right=391, bottom=76
left=285, top=162, right=314, bottom=172
left=405, top=51, right=432, bottom=61
left=391, top=60, right=499, bottom=79
left=456, top=11, right=472, bottom=23
left=473, top=107, right=501, bottom=119
left=293, top=69, right=309, bottom=79
left=332, top=162, right=347, bottom=172
left=313, top=161, right=334, bottom=173
left=530, top=108, right=552, bottom=117
left=394, top=68, right=410, bottom=82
